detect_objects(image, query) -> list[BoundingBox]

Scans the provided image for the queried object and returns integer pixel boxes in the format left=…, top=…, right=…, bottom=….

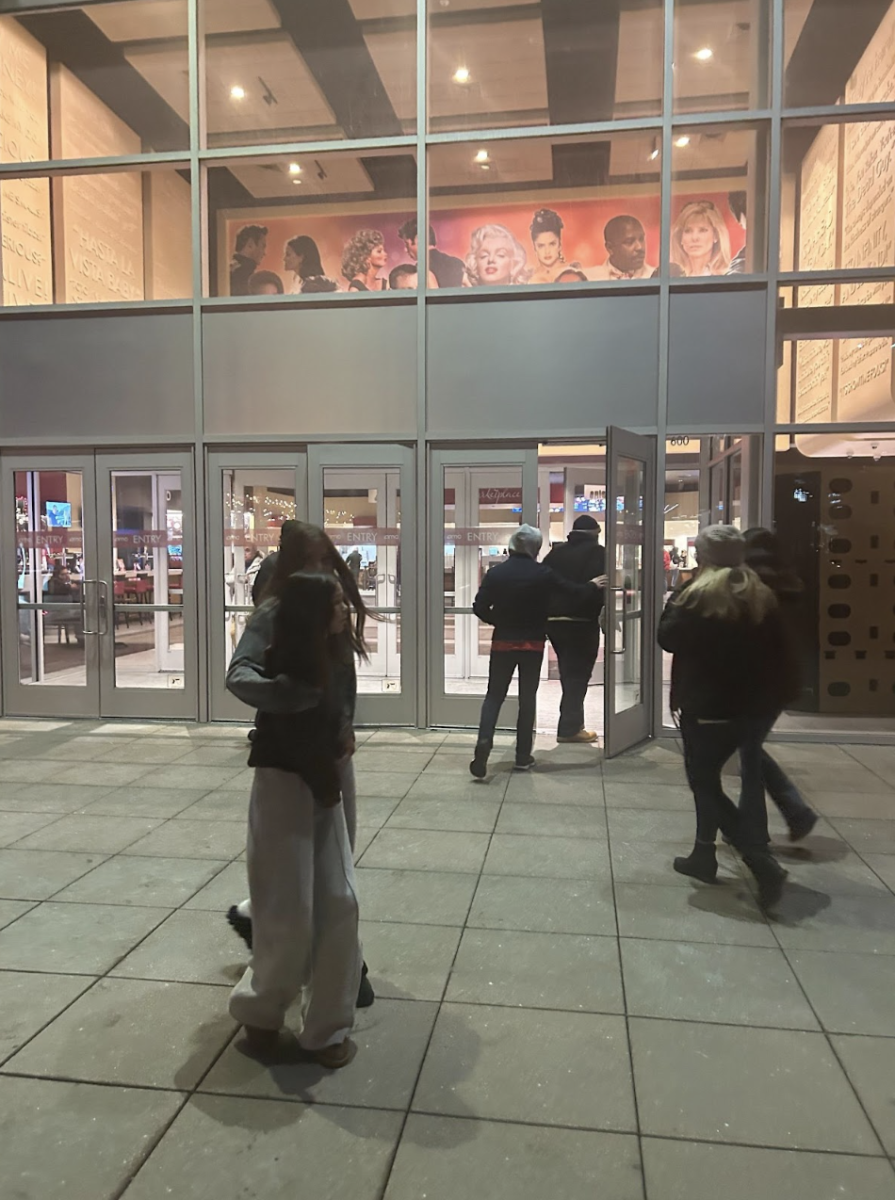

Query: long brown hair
left=261, top=520, right=370, bottom=659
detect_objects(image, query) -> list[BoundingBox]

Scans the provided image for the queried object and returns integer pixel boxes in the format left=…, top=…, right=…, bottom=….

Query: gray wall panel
left=0, top=313, right=193, bottom=441
left=203, top=305, right=417, bottom=437
left=427, top=294, right=660, bottom=435
left=667, top=288, right=767, bottom=426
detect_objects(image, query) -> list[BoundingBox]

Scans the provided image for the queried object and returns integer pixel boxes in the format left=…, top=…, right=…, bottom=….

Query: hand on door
left=591, top=575, right=609, bottom=589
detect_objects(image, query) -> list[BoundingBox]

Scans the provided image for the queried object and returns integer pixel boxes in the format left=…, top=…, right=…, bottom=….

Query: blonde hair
left=465, top=223, right=528, bottom=285
left=671, top=201, right=731, bottom=275
left=675, top=564, right=777, bottom=624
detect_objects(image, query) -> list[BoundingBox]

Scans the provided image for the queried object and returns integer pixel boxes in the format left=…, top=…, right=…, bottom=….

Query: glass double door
left=1, top=452, right=197, bottom=719
left=429, top=433, right=656, bottom=756
left=209, top=445, right=416, bottom=726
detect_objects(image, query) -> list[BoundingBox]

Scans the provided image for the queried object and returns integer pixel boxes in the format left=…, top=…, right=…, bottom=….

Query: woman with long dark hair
left=228, top=521, right=374, bottom=1009
left=283, top=235, right=328, bottom=294
left=658, top=525, right=789, bottom=910
left=226, top=571, right=360, bottom=1064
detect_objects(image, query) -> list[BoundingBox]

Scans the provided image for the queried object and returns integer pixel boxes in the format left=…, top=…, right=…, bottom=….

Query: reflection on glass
left=428, top=132, right=662, bottom=288
left=443, top=466, right=523, bottom=696
left=201, top=0, right=416, bottom=147
left=14, top=469, right=87, bottom=687
left=0, top=170, right=192, bottom=308
left=324, top=467, right=402, bottom=694
left=110, top=470, right=185, bottom=689
left=208, top=151, right=416, bottom=297
left=223, top=469, right=296, bottom=669
left=673, top=0, right=770, bottom=114
left=671, top=125, right=766, bottom=275
left=612, top=457, right=644, bottom=718
left=428, top=1, right=663, bottom=132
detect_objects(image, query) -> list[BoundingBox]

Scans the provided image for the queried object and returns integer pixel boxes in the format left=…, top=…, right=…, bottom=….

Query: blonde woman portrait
left=464, top=223, right=527, bottom=286
left=342, top=229, right=388, bottom=292
left=671, top=201, right=731, bottom=276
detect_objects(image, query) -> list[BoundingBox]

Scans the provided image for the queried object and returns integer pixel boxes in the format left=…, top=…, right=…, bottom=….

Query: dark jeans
left=547, top=622, right=601, bottom=737
left=679, top=714, right=770, bottom=851
left=737, top=715, right=816, bottom=844
left=476, top=649, right=543, bottom=762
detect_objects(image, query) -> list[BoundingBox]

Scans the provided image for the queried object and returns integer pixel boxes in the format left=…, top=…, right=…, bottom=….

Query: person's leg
left=737, top=719, right=771, bottom=846
left=229, top=768, right=316, bottom=1033
left=515, top=650, right=543, bottom=764
left=552, top=625, right=600, bottom=738
left=300, top=801, right=362, bottom=1054
left=761, top=737, right=818, bottom=840
left=679, top=716, right=786, bottom=907
left=339, top=755, right=357, bottom=854
left=549, top=624, right=577, bottom=738
left=471, top=651, right=515, bottom=776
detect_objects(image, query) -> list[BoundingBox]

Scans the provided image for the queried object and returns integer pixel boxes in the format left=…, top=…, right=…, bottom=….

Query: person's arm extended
left=226, top=607, right=321, bottom=713
left=472, top=572, right=496, bottom=625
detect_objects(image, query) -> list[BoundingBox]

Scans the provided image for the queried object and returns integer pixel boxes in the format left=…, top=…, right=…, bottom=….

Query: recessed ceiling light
left=695, top=47, right=714, bottom=61
left=453, top=66, right=470, bottom=84
left=292, top=178, right=302, bottom=185
left=474, top=149, right=489, bottom=163
left=288, top=162, right=301, bottom=175
left=675, top=135, right=691, bottom=148
left=649, top=148, right=660, bottom=161
left=230, top=85, right=245, bottom=100
left=479, top=162, right=490, bottom=171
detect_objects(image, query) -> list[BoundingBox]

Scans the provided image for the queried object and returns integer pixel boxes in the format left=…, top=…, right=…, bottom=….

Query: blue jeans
left=476, top=649, right=542, bottom=763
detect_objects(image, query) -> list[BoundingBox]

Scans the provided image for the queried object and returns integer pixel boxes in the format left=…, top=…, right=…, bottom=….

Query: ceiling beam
left=541, top=0, right=621, bottom=125
left=784, top=0, right=892, bottom=108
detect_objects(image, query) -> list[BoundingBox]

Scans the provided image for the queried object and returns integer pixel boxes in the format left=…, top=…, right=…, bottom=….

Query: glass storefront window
left=324, top=467, right=402, bottom=696
left=784, top=0, right=895, bottom=110
left=207, top=149, right=416, bottom=297
left=200, top=0, right=416, bottom=147
left=0, top=6, right=189, bottom=165
left=0, top=167, right=191, bottom=307
left=427, top=0, right=663, bottom=133
left=781, top=120, right=895, bottom=275
left=673, top=0, right=771, bottom=114
left=671, top=123, right=768, bottom=276
left=428, top=131, right=661, bottom=287
left=774, top=435, right=895, bottom=727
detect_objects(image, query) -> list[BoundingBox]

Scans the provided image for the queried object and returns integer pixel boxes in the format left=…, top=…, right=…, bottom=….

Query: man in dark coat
left=543, top=515, right=607, bottom=743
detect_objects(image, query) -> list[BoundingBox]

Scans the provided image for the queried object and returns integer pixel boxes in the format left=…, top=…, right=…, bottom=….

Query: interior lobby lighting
left=649, top=138, right=660, bottom=161
left=288, top=162, right=301, bottom=175
left=230, top=84, right=246, bottom=100
left=474, top=149, right=489, bottom=163
left=695, top=47, right=714, bottom=61
left=453, top=66, right=470, bottom=84
left=675, top=135, right=691, bottom=147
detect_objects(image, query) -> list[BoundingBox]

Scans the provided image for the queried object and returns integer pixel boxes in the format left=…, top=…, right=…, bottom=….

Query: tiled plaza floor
left=1, top=718, right=895, bottom=1198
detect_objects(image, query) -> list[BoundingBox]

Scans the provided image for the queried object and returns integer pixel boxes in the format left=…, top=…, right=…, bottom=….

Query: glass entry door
left=207, top=452, right=308, bottom=722
left=604, top=428, right=657, bottom=757
left=309, top=444, right=416, bottom=726
left=430, top=448, right=539, bottom=727
left=1, top=451, right=198, bottom=719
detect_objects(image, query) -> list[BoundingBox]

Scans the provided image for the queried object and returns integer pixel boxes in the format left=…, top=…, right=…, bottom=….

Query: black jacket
left=229, top=253, right=257, bottom=296
left=657, top=586, right=796, bottom=719
left=472, top=552, right=595, bottom=643
left=543, top=532, right=606, bottom=620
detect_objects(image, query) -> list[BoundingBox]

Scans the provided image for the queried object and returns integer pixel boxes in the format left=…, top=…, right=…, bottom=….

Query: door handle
left=609, top=585, right=628, bottom=656
left=97, top=580, right=110, bottom=637
left=81, top=579, right=99, bottom=636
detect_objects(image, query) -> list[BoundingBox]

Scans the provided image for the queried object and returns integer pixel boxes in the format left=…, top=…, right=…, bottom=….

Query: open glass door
left=309, top=444, right=416, bottom=726
left=429, top=448, right=538, bottom=727
left=604, top=428, right=657, bottom=758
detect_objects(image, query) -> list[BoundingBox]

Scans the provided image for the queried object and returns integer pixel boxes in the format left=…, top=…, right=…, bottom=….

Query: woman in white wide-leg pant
left=228, top=766, right=362, bottom=1049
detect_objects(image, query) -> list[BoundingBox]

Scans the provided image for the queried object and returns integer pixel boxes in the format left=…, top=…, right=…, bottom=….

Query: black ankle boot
left=744, top=850, right=787, bottom=911
left=470, top=741, right=490, bottom=779
left=673, top=842, right=718, bottom=884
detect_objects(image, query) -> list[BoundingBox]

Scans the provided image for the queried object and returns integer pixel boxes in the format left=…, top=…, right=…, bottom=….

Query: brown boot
left=298, top=1038, right=355, bottom=1070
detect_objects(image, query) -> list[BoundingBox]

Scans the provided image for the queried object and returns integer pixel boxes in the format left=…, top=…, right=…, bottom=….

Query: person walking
left=470, top=524, right=602, bottom=779
left=225, top=572, right=361, bottom=1065
left=229, top=520, right=375, bottom=1009
left=544, top=515, right=607, bottom=743
left=657, top=525, right=789, bottom=910
left=742, top=527, right=817, bottom=842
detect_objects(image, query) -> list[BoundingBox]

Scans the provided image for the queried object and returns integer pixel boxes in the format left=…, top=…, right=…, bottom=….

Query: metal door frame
left=206, top=449, right=308, bottom=722
left=604, top=428, right=657, bottom=758
left=428, top=446, right=538, bottom=728
left=309, top=443, right=417, bottom=726
left=95, top=451, right=198, bottom=720
left=1, top=452, right=100, bottom=717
